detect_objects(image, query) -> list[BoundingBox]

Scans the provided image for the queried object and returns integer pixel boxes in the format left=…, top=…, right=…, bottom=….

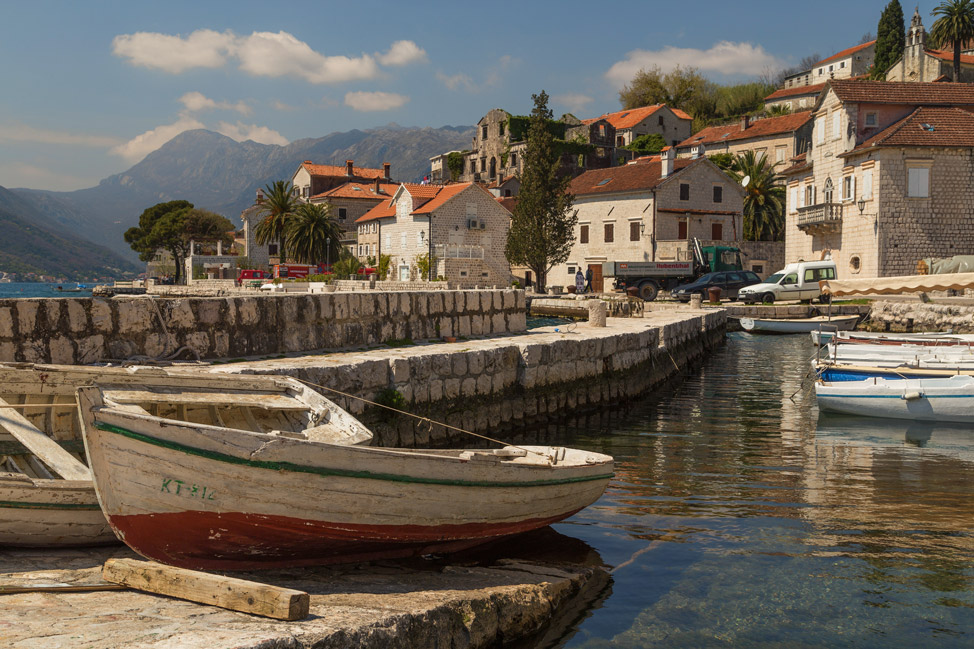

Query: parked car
left=738, top=261, right=837, bottom=304
left=671, top=271, right=761, bottom=302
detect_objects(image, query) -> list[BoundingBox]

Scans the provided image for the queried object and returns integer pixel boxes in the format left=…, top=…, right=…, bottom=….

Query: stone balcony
left=796, top=202, right=842, bottom=235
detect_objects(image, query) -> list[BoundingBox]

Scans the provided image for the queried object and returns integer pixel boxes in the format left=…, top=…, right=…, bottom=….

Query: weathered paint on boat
left=816, top=375, right=974, bottom=423
left=79, top=388, right=614, bottom=570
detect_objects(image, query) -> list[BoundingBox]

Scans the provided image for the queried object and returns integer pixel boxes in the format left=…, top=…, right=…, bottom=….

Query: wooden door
left=588, top=264, right=604, bottom=292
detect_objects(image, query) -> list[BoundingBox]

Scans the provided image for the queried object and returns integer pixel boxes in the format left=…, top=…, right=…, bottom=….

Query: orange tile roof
left=496, top=196, right=518, bottom=213
left=779, top=152, right=810, bottom=176
left=583, top=104, right=691, bottom=130
left=827, top=79, right=974, bottom=105
left=301, top=161, right=387, bottom=180
left=926, top=49, right=974, bottom=66
left=569, top=159, right=695, bottom=196
left=315, top=182, right=400, bottom=200
left=765, top=82, right=827, bottom=102
left=404, top=185, right=442, bottom=199
left=843, top=106, right=974, bottom=155
left=356, top=199, right=396, bottom=223
left=817, top=40, right=875, bottom=66
left=671, top=108, right=692, bottom=120
left=676, top=111, right=813, bottom=149
left=413, top=183, right=474, bottom=214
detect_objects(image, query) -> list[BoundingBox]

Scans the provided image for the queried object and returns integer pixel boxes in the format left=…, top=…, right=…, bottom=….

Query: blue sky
left=0, top=0, right=937, bottom=191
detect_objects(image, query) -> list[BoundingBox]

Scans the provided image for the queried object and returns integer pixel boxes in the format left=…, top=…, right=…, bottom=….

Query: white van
left=738, top=261, right=837, bottom=304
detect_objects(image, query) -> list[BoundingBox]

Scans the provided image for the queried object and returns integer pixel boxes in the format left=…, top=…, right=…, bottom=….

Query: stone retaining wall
left=0, top=290, right=526, bottom=364
left=214, top=312, right=726, bottom=447
left=863, top=301, right=974, bottom=333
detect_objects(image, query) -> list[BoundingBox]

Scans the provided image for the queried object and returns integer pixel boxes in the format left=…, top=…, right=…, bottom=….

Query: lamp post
left=326, top=237, right=330, bottom=272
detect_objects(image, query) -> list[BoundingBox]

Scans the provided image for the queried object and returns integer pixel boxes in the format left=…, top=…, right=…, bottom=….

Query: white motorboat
left=740, top=314, right=859, bottom=334
left=816, top=374, right=974, bottom=423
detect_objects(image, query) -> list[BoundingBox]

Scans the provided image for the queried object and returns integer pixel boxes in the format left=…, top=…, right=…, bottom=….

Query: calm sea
left=0, top=282, right=93, bottom=299
left=524, top=332, right=973, bottom=648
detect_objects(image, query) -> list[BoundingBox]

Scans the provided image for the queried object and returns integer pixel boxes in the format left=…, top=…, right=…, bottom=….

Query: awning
left=820, top=272, right=974, bottom=296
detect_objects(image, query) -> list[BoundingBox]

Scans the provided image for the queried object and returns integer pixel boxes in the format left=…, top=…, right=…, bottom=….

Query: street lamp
left=857, top=197, right=865, bottom=215
left=326, top=237, right=331, bottom=272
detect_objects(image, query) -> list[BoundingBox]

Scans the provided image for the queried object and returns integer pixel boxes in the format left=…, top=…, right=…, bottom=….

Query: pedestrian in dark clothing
left=584, top=267, right=593, bottom=293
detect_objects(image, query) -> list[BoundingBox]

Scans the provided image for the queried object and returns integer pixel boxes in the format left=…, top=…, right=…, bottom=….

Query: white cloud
left=112, top=29, right=234, bottom=74
left=552, top=93, right=594, bottom=113
left=0, top=124, right=122, bottom=147
left=344, top=91, right=409, bottom=112
left=234, top=31, right=379, bottom=83
left=110, top=115, right=205, bottom=164
left=436, top=71, right=475, bottom=92
left=606, top=41, right=783, bottom=85
left=179, top=91, right=251, bottom=116
left=215, top=121, right=289, bottom=146
left=113, top=28, right=401, bottom=84
left=377, top=40, right=427, bottom=66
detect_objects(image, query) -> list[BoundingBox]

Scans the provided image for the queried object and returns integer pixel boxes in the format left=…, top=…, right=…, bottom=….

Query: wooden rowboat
left=740, top=315, right=859, bottom=334
left=0, top=363, right=370, bottom=547
left=78, top=385, right=614, bottom=570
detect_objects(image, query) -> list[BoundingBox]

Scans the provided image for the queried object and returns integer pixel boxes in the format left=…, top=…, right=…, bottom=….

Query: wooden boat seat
left=103, top=389, right=308, bottom=411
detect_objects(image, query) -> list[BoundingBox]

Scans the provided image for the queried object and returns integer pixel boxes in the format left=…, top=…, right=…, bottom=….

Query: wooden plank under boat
left=740, top=314, right=859, bottom=334
left=816, top=375, right=974, bottom=423
left=0, top=363, right=370, bottom=547
left=78, top=385, right=615, bottom=570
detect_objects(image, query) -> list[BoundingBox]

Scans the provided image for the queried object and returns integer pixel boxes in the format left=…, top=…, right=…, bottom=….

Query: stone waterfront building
left=782, top=79, right=974, bottom=279
left=675, top=112, right=813, bottom=168
left=311, top=179, right=401, bottom=259
left=357, top=183, right=512, bottom=287
left=885, top=8, right=974, bottom=83
left=545, top=148, right=746, bottom=290
left=583, top=104, right=693, bottom=149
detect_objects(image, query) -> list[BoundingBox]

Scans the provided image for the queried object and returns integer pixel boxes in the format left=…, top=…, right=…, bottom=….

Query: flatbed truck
left=604, top=240, right=745, bottom=301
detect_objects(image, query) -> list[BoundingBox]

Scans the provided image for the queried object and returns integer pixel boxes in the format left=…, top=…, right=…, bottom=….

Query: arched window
left=824, top=177, right=834, bottom=204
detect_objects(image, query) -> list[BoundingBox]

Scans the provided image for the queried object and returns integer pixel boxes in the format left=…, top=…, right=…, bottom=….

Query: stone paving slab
left=0, top=538, right=608, bottom=649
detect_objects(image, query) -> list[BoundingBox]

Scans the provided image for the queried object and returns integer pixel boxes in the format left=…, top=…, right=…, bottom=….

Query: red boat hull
left=109, top=508, right=582, bottom=570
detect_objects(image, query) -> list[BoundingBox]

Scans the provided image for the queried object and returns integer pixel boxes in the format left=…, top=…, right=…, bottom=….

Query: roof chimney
left=303, top=160, right=313, bottom=165
left=741, top=115, right=751, bottom=131
left=255, top=188, right=264, bottom=204
left=383, top=162, right=391, bottom=180
left=346, top=160, right=354, bottom=176
left=373, top=177, right=381, bottom=194
left=661, top=146, right=674, bottom=178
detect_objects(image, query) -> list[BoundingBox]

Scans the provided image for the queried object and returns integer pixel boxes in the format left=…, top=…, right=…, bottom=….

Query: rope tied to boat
left=292, top=377, right=553, bottom=461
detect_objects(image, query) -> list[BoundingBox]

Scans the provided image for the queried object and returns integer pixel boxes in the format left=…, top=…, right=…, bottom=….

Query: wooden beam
left=0, top=396, right=91, bottom=481
left=102, top=558, right=310, bottom=621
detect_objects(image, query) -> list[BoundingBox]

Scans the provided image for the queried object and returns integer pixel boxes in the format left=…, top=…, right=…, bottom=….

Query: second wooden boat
left=0, top=363, right=370, bottom=547
left=78, top=385, right=614, bottom=570
left=740, top=314, right=859, bottom=334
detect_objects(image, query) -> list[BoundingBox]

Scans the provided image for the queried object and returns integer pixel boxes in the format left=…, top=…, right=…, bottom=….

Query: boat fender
left=901, top=391, right=924, bottom=401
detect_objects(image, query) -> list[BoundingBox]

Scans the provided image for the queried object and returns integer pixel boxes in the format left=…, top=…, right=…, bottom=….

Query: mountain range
left=3, top=124, right=474, bottom=276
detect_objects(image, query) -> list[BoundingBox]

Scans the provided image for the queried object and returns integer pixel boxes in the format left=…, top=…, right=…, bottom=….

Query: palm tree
left=728, top=151, right=786, bottom=242
left=929, top=0, right=974, bottom=82
left=255, top=180, right=299, bottom=262
left=285, top=202, right=343, bottom=265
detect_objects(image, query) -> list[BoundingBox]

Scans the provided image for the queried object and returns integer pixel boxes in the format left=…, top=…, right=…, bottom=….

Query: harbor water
left=538, top=332, right=973, bottom=648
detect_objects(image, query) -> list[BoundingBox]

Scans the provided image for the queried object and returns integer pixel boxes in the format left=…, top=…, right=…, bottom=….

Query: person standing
left=575, top=269, right=585, bottom=294
left=584, top=267, right=593, bottom=294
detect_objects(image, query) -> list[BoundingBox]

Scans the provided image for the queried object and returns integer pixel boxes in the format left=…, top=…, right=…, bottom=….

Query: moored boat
left=816, top=375, right=974, bottom=423
left=78, top=385, right=614, bottom=570
left=810, top=330, right=974, bottom=347
left=815, top=362, right=974, bottom=382
left=0, top=363, right=368, bottom=547
left=740, top=314, right=859, bottom=334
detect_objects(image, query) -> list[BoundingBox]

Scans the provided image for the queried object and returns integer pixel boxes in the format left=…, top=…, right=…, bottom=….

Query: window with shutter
left=816, top=119, right=824, bottom=145
left=832, top=113, right=841, bottom=141
left=862, top=170, right=873, bottom=199
left=630, top=222, right=640, bottom=241
left=604, top=223, right=614, bottom=243
left=580, top=224, right=589, bottom=244
left=908, top=167, right=929, bottom=197
left=713, top=186, right=722, bottom=203
left=680, top=183, right=690, bottom=200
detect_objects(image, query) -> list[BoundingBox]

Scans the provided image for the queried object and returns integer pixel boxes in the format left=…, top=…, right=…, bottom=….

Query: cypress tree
left=873, top=0, right=906, bottom=78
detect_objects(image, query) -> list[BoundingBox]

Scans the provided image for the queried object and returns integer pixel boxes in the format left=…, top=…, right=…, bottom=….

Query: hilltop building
left=582, top=104, right=693, bottom=148
left=885, top=8, right=974, bottom=83
left=675, top=112, right=813, bottom=166
left=782, top=79, right=974, bottom=279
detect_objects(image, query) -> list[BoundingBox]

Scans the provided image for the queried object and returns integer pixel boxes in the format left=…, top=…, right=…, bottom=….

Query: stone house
left=676, top=112, right=814, bottom=168
left=356, top=183, right=512, bottom=287
left=583, top=104, right=693, bottom=149
left=429, top=151, right=460, bottom=183
left=548, top=148, right=745, bottom=289
left=764, top=82, right=827, bottom=113
left=290, top=160, right=393, bottom=200
left=885, top=8, right=974, bottom=83
left=782, top=79, right=974, bottom=279
left=311, top=179, right=401, bottom=258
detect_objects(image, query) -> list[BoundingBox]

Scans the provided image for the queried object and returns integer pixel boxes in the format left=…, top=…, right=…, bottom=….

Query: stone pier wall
left=0, top=290, right=526, bottom=364
left=863, top=301, right=974, bottom=333
left=214, top=311, right=727, bottom=447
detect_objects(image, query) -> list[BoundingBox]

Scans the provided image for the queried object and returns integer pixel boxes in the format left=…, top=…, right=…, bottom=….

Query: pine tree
left=873, top=0, right=906, bottom=79
left=505, top=91, right=576, bottom=293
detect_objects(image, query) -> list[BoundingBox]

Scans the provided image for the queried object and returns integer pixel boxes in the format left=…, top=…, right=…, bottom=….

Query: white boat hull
left=816, top=375, right=974, bottom=423
left=741, top=315, right=859, bottom=334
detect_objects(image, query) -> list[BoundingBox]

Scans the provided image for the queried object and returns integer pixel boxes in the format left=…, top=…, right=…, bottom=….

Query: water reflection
left=527, top=333, right=974, bottom=648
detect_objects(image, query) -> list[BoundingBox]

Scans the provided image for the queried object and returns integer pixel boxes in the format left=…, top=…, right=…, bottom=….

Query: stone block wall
left=863, top=301, right=974, bottom=333
left=0, top=290, right=526, bottom=364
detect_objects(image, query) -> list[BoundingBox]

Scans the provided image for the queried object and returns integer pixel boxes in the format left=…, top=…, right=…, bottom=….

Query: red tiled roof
left=413, top=183, right=475, bottom=214
left=672, top=108, right=692, bottom=120
left=926, top=49, right=974, bottom=66
left=583, top=104, right=691, bottom=130
left=676, top=111, right=813, bottom=149
left=403, top=184, right=441, bottom=199
left=765, top=82, right=827, bottom=102
left=842, top=106, right=974, bottom=155
left=569, top=159, right=695, bottom=196
left=314, top=182, right=400, bottom=200
left=301, top=162, right=387, bottom=179
left=827, top=79, right=974, bottom=105
left=779, top=152, right=810, bottom=176
left=496, top=196, right=517, bottom=213
left=816, top=40, right=875, bottom=66
left=356, top=200, right=396, bottom=223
